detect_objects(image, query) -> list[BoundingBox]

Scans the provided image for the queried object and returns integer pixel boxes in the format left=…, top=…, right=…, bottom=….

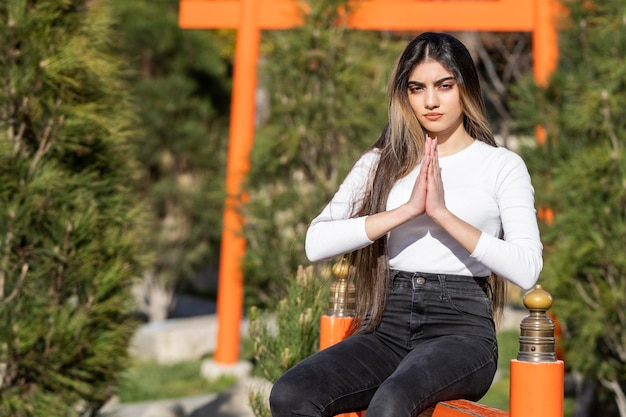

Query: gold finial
left=523, top=284, right=553, bottom=311
left=332, top=257, right=351, bottom=280
left=327, top=258, right=355, bottom=317
left=517, top=285, right=557, bottom=362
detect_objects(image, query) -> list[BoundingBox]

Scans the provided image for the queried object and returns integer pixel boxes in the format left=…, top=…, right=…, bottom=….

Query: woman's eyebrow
left=435, top=76, right=456, bottom=85
left=407, top=76, right=456, bottom=87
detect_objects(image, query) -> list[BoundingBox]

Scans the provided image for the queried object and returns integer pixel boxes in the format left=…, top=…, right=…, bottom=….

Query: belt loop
left=437, top=275, right=448, bottom=300
left=410, top=272, right=419, bottom=290
left=390, top=269, right=399, bottom=287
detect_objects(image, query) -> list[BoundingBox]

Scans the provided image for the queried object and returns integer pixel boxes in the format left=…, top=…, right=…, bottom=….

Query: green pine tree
left=0, top=1, right=146, bottom=415
left=512, top=1, right=626, bottom=415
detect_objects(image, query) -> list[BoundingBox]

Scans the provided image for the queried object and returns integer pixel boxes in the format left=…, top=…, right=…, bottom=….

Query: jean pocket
left=447, top=291, right=493, bottom=319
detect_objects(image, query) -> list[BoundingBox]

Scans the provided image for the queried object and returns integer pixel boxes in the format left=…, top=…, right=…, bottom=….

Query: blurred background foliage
left=109, top=0, right=234, bottom=320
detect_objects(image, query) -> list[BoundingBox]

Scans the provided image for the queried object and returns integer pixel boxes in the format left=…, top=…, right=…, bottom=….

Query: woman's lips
left=424, top=113, right=443, bottom=121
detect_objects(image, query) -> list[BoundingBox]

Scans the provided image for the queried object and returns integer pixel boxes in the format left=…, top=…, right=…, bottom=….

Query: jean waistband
left=390, top=269, right=490, bottom=294
left=391, top=269, right=488, bottom=282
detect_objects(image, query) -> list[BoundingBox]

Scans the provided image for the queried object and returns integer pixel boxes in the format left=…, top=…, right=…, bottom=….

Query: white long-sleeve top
left=305, top=140, right=543, bottom=290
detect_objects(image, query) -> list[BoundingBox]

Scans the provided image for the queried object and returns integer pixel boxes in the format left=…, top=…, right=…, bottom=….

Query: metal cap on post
left=327, top=258, right=356, bottom=317
left=517, top=284, right=557, bottom=362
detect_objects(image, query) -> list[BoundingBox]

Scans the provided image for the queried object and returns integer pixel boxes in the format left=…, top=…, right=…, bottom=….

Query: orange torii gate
left=178, top=0, right=560, bottom=366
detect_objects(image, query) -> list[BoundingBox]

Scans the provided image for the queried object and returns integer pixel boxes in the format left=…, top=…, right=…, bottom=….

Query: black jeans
left=270, top=270, right=498, bottom=417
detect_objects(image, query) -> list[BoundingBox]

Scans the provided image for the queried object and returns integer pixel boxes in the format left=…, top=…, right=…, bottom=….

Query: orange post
left=533, top=0, right=560, bottom=144
left=509, top=285, right=564, bottom=417
left=319, top=315, right=355, bottom=351
left=533, top=0, right=560, bottom=87
left=510, top=360, right=564, bottom=417
left=213, top=0, right=260, bottom=364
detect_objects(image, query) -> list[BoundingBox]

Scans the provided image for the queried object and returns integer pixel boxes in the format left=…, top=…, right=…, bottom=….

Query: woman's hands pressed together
left=424, top=135, right=448, bottom=221
left=408, top=135, right=448, bottom=221
left=365, top=134, right=481, bottom=254
left=405, top=136, right=432, bottom=219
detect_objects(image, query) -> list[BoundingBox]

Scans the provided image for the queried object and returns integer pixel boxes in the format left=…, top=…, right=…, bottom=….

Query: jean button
left=416, top=277, right=425, bottom=285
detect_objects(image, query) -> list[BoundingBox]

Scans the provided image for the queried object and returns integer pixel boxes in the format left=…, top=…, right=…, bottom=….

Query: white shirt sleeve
left=471, top=152, right=543, bottom=290
left=305, top=151, right=378, bottom=262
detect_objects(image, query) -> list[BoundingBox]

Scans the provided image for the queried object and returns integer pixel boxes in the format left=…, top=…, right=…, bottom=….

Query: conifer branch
left=27, top=100, right=64, bottom=180
left=6, top=97, right=30, bottom=157
left=574, top=279, right=600, bottom=310
left=600, top=90, right=619, bottom=153
left=28, top=119, right=55, bottom=180
left=52, top=221, right=73, bottom=293
left=476, top=39, right=507, bottom=95
left=0, top=210, right=15, bottom=300
left=12, top=97, right=29, bottom=155
left=11, top=122, right=26, bottom=156
left=600, top=377, right=626, bottom=417
left=3, top=264, right=28, bottom=304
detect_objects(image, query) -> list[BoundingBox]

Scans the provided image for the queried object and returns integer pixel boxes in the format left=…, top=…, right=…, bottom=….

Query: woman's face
left=407, top=60, right=464, bottom=138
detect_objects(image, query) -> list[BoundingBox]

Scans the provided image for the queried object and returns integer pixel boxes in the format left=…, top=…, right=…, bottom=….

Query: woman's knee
left=270, top=373, right=322, bottom=417
left=269, top=376, right=296, bottom=416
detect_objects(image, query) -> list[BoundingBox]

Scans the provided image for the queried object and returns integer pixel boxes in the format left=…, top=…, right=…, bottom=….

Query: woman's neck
left=432, top=128, right=474, bottom=157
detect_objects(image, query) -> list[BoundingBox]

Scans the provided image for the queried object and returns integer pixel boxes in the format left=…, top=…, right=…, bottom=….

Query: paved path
left=100, top=378, right=270, bottom=417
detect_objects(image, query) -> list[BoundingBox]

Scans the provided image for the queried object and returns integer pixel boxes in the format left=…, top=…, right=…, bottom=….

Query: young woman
left=270, top=32, right=543, bottom=417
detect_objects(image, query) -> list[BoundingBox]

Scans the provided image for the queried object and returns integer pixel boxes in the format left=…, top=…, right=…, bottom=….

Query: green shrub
left=0, top=1, right=146, bottom=415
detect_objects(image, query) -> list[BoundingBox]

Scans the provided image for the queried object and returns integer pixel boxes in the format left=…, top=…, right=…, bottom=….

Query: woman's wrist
left=400, top=200, right=425, bottom=221
left=428, top=206, right=452, bottom=225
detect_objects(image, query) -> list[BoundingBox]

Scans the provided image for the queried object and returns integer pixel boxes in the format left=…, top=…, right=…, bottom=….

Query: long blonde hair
left=349, top=32, right=506, bottom=333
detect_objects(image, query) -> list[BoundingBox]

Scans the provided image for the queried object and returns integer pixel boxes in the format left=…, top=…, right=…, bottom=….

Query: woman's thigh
left=366, top=334, right=498, bottom=417
left=270, top=332, right=402, bottom=417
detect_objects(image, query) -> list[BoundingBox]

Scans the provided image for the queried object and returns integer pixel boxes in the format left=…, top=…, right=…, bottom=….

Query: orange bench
left=423, top=399, right=508, bottom=417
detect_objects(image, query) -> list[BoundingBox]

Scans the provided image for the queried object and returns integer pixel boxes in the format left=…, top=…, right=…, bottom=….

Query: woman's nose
left=425, top=89, right=439, bottom=109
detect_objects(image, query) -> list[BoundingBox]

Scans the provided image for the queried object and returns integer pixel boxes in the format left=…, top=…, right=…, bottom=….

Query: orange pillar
left=214, top=0, right=260, bottom=364
left=533, top=0, right=560, bottom=144
left=509, top=285, right=564, bottom=417
left=319, top=315, right=355, bottom=351
left=534, top=0, right=559, bottom=87
left=510, top=360, right=564, bottom=417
